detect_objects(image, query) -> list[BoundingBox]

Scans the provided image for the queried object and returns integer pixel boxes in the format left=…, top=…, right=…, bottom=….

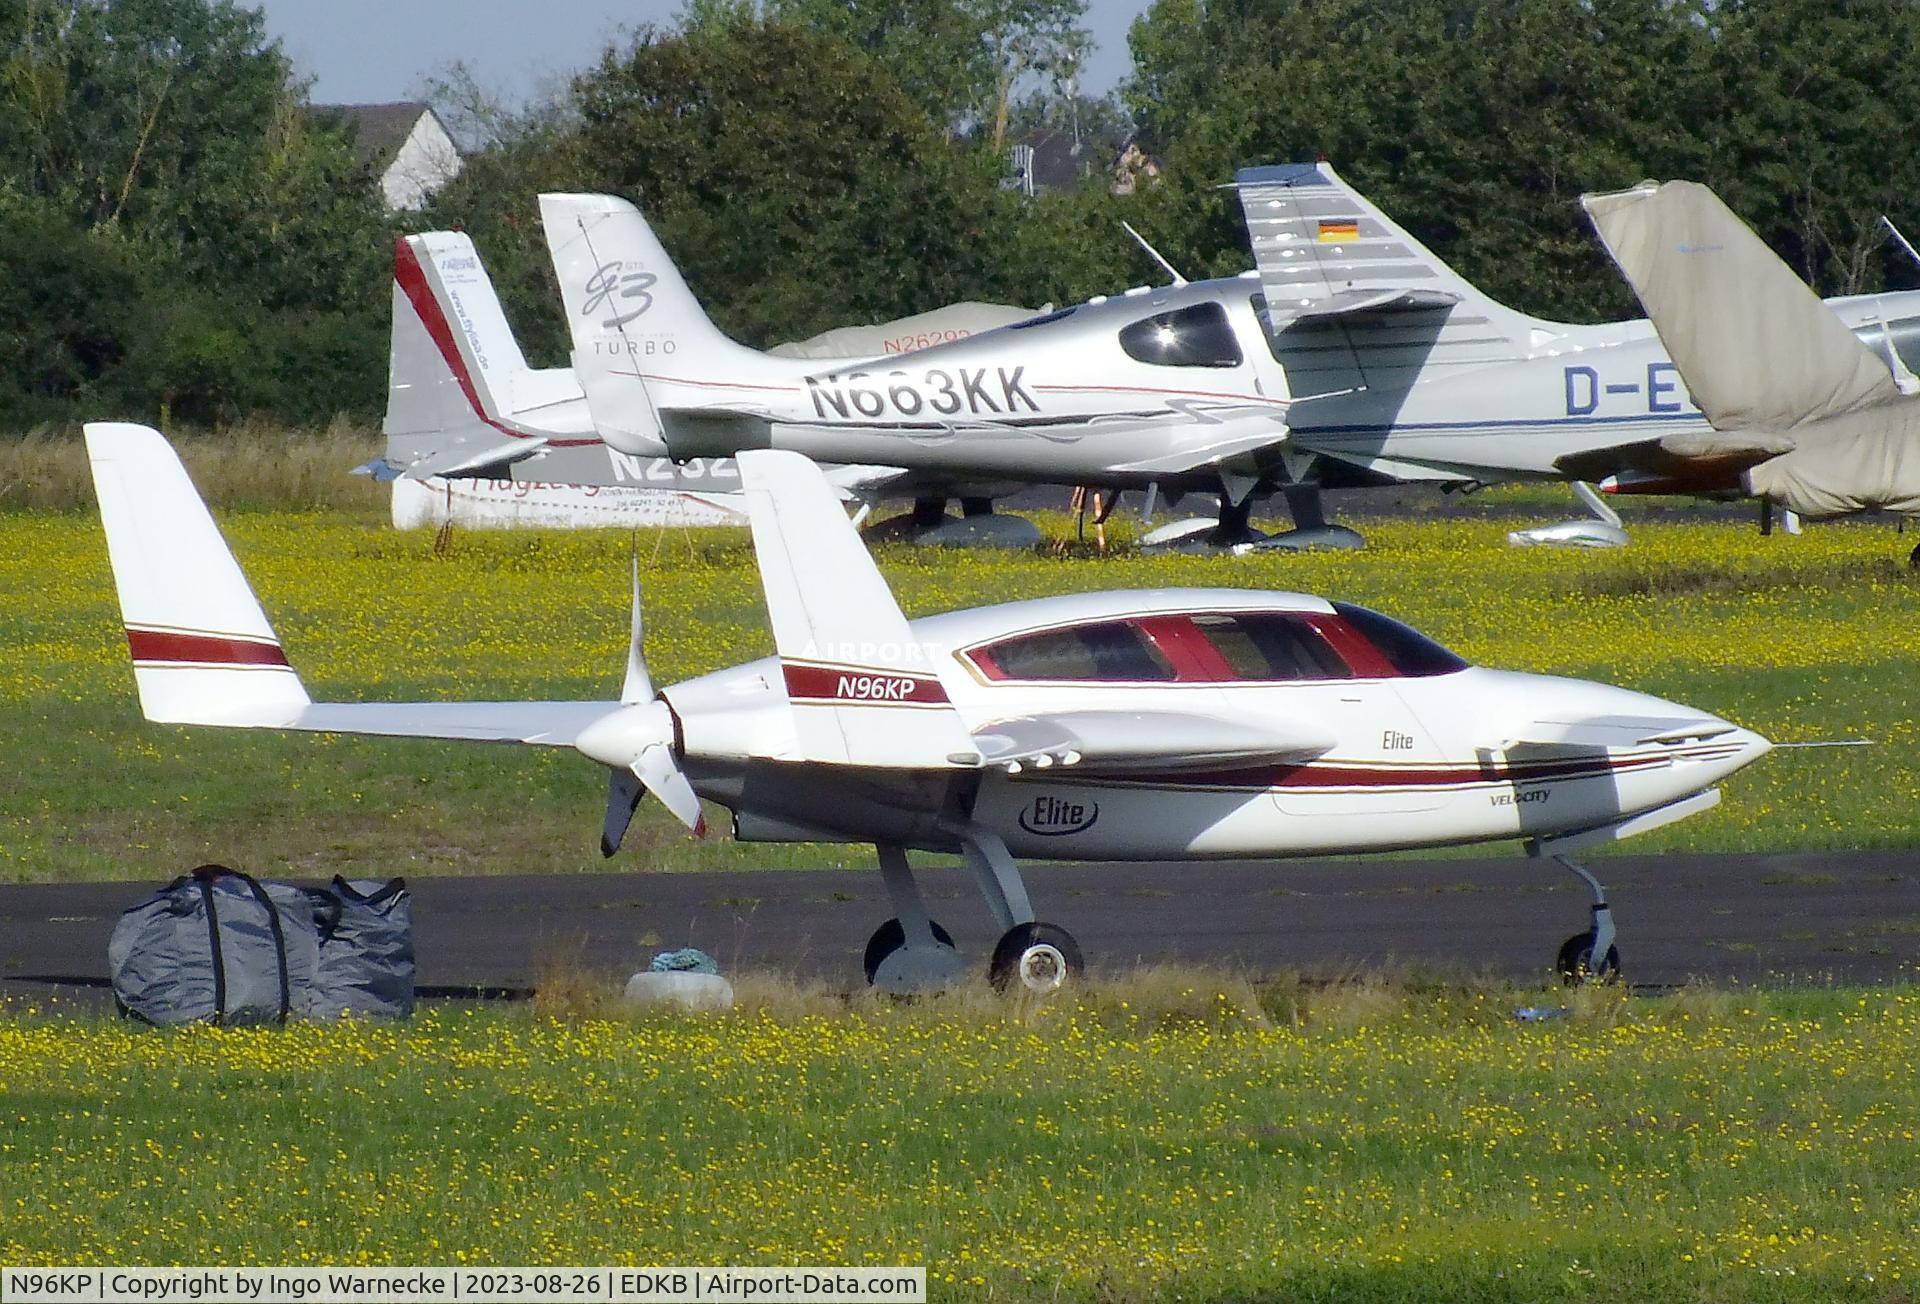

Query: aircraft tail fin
left=539, top=193, right=766, bottom=455
left=387, top=232, right=527, bottom=434
left=385, top=232, right=585, bottom=477
left=1233, top=162, right=1535, bottom=393
left=1234, top=162, right=1526, bottom=324
left=736, top=449, right=982, bottom=769
left=1583, top=180, right=1902, bottom=432
left=84, top=423, right=312, bottom=727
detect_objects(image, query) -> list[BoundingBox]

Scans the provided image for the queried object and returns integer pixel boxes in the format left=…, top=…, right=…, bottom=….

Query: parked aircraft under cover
left=87, top=424, right=1769, bottom=992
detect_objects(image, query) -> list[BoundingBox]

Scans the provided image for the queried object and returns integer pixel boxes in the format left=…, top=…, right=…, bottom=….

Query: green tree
left=1120, top=0, right=1920, bottom=316
left=565, top=16, right=1019, bottom=345
left=685, top=0, right=1089, bottom=146
left=0, top=0, right=392, bottom=426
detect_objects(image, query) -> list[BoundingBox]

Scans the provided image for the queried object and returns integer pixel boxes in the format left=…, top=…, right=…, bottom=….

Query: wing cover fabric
left=1744, top=403, right=1920, bottom=517
left=974, top=710, right=1334, bottom=773
left=1583, top=182, right=1901, bottom=432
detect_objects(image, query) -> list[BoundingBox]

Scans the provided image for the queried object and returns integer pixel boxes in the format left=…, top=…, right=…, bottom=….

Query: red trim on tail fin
left=126, top=627, right=289, bottom=667
left=391, top=237, right=600, bottom=449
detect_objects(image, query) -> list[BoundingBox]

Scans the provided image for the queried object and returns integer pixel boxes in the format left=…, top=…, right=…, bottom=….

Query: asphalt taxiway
left=2, top=851, right=1914, bottom=1007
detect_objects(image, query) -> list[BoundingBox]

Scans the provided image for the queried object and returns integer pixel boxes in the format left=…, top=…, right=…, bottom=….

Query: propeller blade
left=621, top=548, right=652, bottom=704
left=634, top=742, right=706, bottom=837
left=601, top=766, right=644, bottom=858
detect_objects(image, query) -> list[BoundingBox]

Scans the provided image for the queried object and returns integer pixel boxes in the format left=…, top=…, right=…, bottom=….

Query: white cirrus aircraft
left=87, top=423, right=1770, bottom=991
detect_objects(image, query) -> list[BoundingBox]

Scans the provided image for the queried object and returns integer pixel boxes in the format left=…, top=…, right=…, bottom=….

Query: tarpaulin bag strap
left=188, top=865, right=232, bottom=1025
left=191, top=864, right=291, bottom=1025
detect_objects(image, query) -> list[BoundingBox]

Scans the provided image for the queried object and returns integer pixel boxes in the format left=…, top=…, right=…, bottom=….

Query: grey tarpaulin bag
left=305, top=876, right=414, bottom=1019
left=108, top=864, right=318, bottom=1026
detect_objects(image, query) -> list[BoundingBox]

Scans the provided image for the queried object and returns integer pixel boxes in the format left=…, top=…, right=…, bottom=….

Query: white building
left=313, top=101, right=463, bottom=211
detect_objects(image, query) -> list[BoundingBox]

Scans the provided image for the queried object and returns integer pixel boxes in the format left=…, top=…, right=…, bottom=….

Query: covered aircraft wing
left=1582, top=182, right=1902, bottom=432
left=1743, top=404, right=1920, bottom=517
left=973, top=711, right=1334, bottom=774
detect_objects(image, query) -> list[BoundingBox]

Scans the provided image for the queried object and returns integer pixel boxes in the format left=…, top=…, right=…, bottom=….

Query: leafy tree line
left=0, top=0, right=392, bottom=427
left=4, top=0, right=1918, bottom=431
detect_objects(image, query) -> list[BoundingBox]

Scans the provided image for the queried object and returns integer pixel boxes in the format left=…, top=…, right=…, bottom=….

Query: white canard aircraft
left=88, top=423, right=1770, bottom=990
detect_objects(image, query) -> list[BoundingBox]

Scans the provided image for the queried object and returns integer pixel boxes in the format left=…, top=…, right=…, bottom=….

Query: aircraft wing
left=1494, top=715, right=1737, bottom=751
left=1552, top=429, right=1798, bottom=496
left=973, top=710, right=1334, bottom=774
left=1582, top=181, right=1903, bottom=431
left=280, top=702, right=619, bottom=746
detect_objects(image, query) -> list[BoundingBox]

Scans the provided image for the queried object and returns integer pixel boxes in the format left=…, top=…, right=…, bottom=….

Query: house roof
left=308, top=101, right=445, bottom=168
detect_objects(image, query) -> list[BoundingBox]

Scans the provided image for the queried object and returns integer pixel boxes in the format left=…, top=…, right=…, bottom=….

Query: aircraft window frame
left=1249, top=293, right=1290, bottom=364
left=966, top=620, right=1178, bottom=684
left=1118, top=302, right=1244, bottom=369
left=1330, top=602, right=1470, bottom=677
left=1185, top=612, right=1355, bottom=682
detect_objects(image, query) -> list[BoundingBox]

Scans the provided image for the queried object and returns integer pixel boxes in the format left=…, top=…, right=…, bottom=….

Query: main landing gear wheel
left=863, top=918, right=956, bottom=985
left=988, top=923, right=1083, bottom=995
left=1556, top=930, right=1621, bottom=986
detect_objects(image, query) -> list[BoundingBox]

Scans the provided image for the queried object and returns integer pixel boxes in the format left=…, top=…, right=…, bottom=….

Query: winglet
left=736, top=449, right=981, bottom=768
left=84, top=423, right=311, bottom=726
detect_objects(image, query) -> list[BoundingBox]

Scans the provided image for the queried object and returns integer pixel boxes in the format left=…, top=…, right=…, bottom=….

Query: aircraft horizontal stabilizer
left=1582, top=181, right=1902, bottom=432
left=973, top=710, right=1333, bottom=774
left=1263, top=287, right=1460, bottom=330
left=1497, top=714, right=1737, bottom=751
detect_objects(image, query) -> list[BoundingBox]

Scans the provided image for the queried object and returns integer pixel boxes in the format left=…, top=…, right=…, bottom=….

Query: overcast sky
left=255, top=0, right=1157, bottom=110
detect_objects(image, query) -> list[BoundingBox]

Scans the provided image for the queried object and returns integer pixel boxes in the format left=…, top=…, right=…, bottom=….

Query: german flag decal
left=1317, top=218, right=1361, bottom=242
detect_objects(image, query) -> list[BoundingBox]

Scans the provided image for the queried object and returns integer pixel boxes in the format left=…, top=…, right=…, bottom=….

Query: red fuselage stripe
left=781, top=661, right=950, bottom=705
left=1087, top=748, right=1744, bottom=793
left=126, top=628, right=289, bottom=667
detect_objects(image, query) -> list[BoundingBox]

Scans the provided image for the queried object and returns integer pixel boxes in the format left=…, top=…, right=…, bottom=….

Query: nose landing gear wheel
left=863, top=917, right=956, bottom=985
left=988, top=923, right=1083, bottom=995
left=1556, top=930, right=1621, bottom=986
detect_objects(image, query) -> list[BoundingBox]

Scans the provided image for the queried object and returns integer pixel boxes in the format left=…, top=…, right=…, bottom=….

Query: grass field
left=1, top=978, right=1914, bottom=1300
left=4, top=486, right=1920, bottom=882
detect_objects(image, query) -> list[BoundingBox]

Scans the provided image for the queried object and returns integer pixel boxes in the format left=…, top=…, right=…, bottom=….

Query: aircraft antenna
left=1882, top=214, right=1920, bottom=270
left=1122, top=221, right=1188, bottom=287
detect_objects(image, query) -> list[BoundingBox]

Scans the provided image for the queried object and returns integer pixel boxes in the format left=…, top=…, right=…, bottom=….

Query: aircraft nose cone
left=574, top=699, right=675, bottom=769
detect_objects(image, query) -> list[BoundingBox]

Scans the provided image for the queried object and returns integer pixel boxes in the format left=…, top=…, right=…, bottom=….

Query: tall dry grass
left=0, top=418, right=387, bottom=512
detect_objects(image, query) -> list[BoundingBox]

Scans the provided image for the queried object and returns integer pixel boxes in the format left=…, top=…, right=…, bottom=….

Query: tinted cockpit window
left=1332, top=602, right=1469, bottom=676
left=983, top=621, right=1175, bottom=682
left=1118, top=302, right=1243, bottom=368
left=1192, top=613, right=1352, bottom=681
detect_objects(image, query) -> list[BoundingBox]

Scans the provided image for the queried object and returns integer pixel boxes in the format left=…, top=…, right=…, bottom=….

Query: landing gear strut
left=864, top=830, right=1082, bottom=995
left=1539, top=850, right=1621, bottom=985
left=867, top=844, right=965, bottom=993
